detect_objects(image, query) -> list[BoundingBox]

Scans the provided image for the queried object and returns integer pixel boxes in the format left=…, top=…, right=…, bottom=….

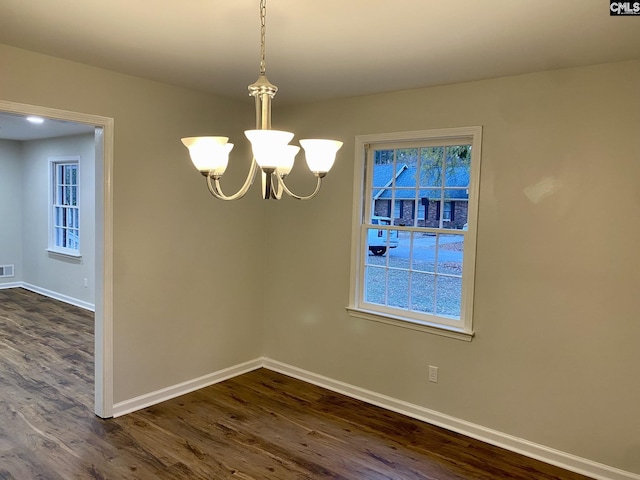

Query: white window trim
left=348, top=127, right=482, bottom=341
left=48, top=156, right=81, bottom=258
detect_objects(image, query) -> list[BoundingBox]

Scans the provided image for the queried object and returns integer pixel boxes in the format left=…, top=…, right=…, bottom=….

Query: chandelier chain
left=259, top=0, right=267, bottom=76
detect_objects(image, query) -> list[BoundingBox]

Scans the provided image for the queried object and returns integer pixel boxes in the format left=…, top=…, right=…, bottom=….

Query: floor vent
left=0, top=265, right=15, bottom=278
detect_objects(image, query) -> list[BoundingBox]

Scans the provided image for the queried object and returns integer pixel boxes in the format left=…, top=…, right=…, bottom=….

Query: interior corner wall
left=0, top=139, right=23, bottom=284
left=0, top=43, right=265, bottom=405
left=20, top=133, right=95, bottom=305
left=265, top=60, right=640, bottom=475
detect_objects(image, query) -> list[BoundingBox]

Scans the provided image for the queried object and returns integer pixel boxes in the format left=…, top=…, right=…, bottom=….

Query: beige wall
left=268, top=60, right=640, bottom=474
left=0, top=139, right=23, bottom=283
left=3, top=41, right=639, bottom=475
left=20, top=134, right=95, bottom=304
left=0, top=44, right=265, bottom=403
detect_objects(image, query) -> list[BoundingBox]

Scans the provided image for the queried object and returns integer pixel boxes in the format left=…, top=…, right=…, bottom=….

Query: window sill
left=346, top=307, right=474, bottom=342
left=47, top=249, right=82, bottom=260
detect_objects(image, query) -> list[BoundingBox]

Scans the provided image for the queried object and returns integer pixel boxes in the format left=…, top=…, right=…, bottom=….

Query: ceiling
left=1, top=0, right=639, bottom=108
left=0, top=112, right=94, bottom=141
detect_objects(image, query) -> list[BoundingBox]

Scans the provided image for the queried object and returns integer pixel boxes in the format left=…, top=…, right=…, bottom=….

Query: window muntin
left=350, top=128, right=481, bottom=338
left=50, top=158, right=80, bottom=255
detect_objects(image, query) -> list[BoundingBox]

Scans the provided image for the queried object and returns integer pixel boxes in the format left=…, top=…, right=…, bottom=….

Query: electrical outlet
left=84, top=278, right=89, bottom=288
left=428, top=365, right=438, bottom=383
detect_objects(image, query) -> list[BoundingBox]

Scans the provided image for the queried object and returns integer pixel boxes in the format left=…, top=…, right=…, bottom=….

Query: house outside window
left=348, top=127, right=482, bottom=339
left=49, top=157, right=80, bottom=256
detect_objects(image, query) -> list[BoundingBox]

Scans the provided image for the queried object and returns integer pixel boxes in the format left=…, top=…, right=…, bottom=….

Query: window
left=394, top=200, right=401, bottom=219
left=419, top=198, right=428, bottom=221
left=49, top=157, right=80, bottom=256
left=348, top=127, right=481, bottom=340
left=443, top=201, right=453, bottom=222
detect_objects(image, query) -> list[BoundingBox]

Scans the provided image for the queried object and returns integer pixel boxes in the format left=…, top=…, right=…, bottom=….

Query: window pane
left=365, top=266, right=387, bottom=305
left=444, top=146, right=470, bottom=187
left=394, top=195, right=417, bottom=227
left=374, top=149, right=394, bottom=165
left=436, top=234, right=464, bottom=275
left=411, top=232, right=436, bottom=273
left=372, top=172, right=394, bottom=215
left=68, top=228, right=79, bottom=250
left=410, top=272, right=435, bottom=314
left=366, top=226, right=399, bottom=258
left=55, top=227, right=63, bottom=247
left=396, top=148, right=418, bottom=167
left=387, top=269, right=409, bottom=309
left=373, top=150, right=395, bottom=187
left=373, top=199, right=391, bottom=218
left=54, top=207, right=62, bottom=227
left=391, top=231, right=409, bottom=269
left=419, top=147, right=444, bottom=187
left=446, top=145, right=471, bottom=164
left=367, top=227, right=389, bottom=258
left=435, top=276, right=462, bottom=318
left=442, top=193, right=468, bottom=228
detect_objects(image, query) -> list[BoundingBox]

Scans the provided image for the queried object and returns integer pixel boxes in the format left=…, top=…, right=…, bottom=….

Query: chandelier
left=181, top=0, right=343, bottom=200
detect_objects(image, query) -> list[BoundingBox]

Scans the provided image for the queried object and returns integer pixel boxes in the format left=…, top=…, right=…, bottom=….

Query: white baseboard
left=0, top=282, right=24, bottom=290
left=112, top=358, right=263, bottom=417
left=101, top=355, right=639, bottom=480
left=262, top=358, right=640, bottom=480
left=19, top=282, right=95, bottom=312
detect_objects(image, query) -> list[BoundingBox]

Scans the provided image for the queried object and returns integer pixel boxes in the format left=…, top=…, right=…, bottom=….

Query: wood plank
left=0, top=288, right=595, bottom=479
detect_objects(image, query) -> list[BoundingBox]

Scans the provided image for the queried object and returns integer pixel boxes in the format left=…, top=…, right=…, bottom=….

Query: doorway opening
left=0, top=100, right=113, bottom=418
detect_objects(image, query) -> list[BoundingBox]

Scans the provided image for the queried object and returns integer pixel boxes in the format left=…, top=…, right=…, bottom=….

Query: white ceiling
left=0, top=112, right=94, bottom=141
left=1, top=0, right=639, bottom=107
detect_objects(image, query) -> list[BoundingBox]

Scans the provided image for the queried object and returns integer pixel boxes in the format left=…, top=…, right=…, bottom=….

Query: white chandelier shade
left=180, top=0, right=342, bottom=201
left=300, top=139, right=343, bottom=174
left=181, top=137, right=234, bottom=176
left=244, top=129, right=295, bottom=170
left=275, top=145, right=300, bottom=177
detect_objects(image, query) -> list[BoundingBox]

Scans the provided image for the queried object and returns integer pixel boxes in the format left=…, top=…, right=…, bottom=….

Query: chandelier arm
left=275, top=174, right=324, bottom=201
left=205, top=160, right=259, bottom=201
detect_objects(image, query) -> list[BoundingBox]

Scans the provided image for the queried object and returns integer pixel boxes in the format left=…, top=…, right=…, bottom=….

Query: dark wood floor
left=0, top=288, right=594, bottom=480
